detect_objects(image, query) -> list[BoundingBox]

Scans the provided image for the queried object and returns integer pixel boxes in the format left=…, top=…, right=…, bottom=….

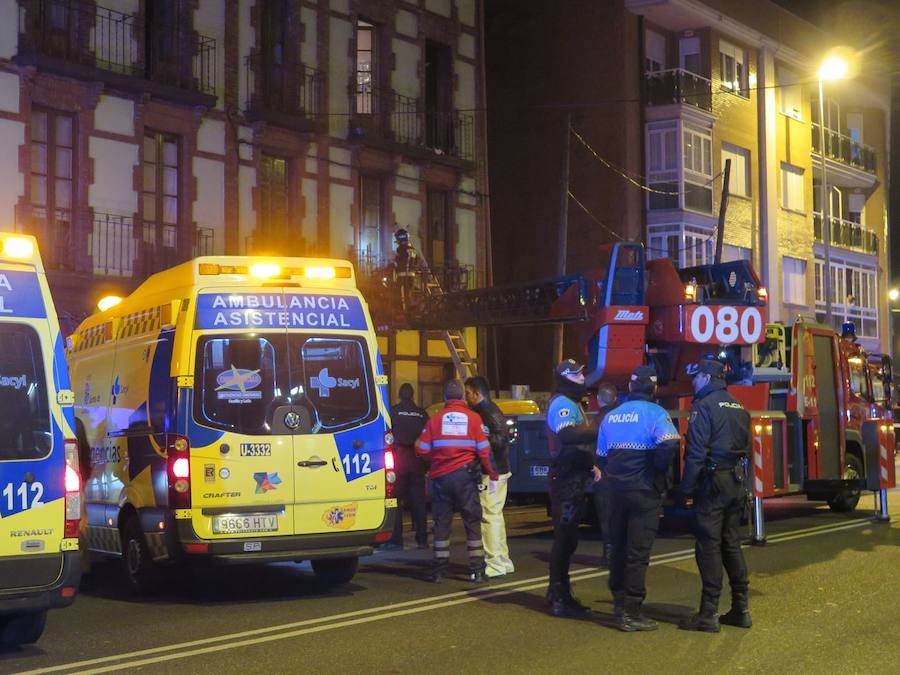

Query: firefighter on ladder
left=392, top=228, right=419, bottom=311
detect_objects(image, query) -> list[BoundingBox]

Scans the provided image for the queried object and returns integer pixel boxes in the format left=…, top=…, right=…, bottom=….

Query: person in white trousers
left=465, top=376, right=514, bottom=578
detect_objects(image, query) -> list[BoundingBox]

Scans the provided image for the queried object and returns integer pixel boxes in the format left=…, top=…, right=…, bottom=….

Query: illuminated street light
left=889, top=288, right=899, bottom=302
left=818, top=51, right=851, bottom=328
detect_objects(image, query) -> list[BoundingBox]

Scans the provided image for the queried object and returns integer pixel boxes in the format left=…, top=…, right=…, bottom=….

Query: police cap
left=556, top=359, right=585, bottom=378
left=630, top=365, right=658, bottom=385
left=686, top=358, right=725, bottom=378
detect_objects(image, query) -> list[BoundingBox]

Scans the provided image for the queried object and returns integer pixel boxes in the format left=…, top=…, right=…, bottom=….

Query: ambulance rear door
left=190, top=288, right=297, bottom=539
left=0, top=266, right=66, bottom=589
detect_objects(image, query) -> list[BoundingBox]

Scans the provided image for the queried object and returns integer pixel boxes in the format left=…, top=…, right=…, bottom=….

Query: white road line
left=17, top=517, right=874, bottom=675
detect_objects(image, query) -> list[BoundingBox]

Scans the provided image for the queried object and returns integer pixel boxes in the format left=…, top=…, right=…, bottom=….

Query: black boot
left=546, top=583, right=590, bottom=618
left=618, top=599, right=657, bottom=632
left=720, top=591, right=752, bottom=628
left=468, top=569, right=488, bottom=584
left=612, top=591, right=625, bottom=619
left=679, top=606, right=721, bottom=633
left=429, top=563, right=447, bottom=584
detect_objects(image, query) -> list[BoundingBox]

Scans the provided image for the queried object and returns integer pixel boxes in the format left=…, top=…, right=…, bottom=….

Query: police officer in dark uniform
left=392, top=229, right=419, bottom=310
left=545, top=359, right=597, bottom=617
left=678, top=358, right=752, bottom=632
left=387, top=383, right=428, bottom=549
left=597, top=365, right=680, bottom=631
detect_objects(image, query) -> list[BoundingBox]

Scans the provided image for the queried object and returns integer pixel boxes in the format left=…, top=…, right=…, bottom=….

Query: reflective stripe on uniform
left=433, top=439, right=477, bottom=447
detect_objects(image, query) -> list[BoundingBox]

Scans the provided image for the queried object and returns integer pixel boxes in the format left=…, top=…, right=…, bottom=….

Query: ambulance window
left=296, top=337, right=374, bottom=431
left=848, top=358, right=870, bottom=401
left=0, top=325, right=52, bottom=461
left=195, top=336, right=282, bottom=435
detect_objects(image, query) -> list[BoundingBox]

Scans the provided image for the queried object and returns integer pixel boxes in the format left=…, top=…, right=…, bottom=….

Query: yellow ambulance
left=68, top=257, right=397, bottom=594
left=0, top=233, right=81, bottom=647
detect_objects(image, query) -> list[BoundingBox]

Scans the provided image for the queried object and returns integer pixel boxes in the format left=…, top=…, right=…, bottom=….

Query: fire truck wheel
left=827, top=453, right=863, bottom=513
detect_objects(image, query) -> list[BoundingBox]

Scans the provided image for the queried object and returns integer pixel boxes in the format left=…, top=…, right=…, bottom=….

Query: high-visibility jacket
left=415, top=400, right=496, bottom=479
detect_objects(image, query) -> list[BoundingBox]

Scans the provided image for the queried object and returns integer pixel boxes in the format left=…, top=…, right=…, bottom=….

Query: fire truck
left=382, top=241, right=894, bottom=530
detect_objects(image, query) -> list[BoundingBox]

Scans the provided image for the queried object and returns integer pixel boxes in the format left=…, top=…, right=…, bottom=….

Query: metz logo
left=614, top=310, right=644, bottom=321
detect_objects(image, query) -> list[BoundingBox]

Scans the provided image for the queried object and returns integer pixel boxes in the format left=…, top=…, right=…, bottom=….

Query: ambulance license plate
left=212, top=514, right=278, bottom=534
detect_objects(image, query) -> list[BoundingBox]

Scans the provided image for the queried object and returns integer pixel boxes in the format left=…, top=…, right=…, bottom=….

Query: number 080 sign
left=684, top=305, right=765, bottom=344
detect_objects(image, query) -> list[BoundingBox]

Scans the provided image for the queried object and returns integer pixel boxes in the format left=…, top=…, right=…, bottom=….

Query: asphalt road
left=3, top=484, right=899, bottom=674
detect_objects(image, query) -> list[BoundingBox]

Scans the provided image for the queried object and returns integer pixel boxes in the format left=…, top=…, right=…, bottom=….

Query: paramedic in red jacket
left=416, top=379, right=498, bottom=583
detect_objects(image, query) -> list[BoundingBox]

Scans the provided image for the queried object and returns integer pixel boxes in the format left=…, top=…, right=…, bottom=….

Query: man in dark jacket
left=387, top=383, right=428, bottom=549
left=465, top=376, right=514, bottom=578
left=679, top=358, right=752, bottom=633
left=545, top=359, right=597, bottom=617
left=597, top=365, right=680, bottom=631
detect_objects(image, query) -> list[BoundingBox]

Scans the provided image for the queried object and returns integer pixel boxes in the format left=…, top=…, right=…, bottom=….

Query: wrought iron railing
left=244, top=54, right=324, bottom=121
left=15, top=205, right=213, bottom=277
left=349, top=84, right=475, bottom=161
left=18, top=0, right=216, bottom=96
left=812, top=212, right=878, bottom=255
left=811, top=123, right=876, bottom=174
left=645, top=68, right=713, bottom=112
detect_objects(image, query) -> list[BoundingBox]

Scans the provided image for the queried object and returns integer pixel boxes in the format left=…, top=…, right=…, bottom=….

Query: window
left=647, top=223, right=713, bottom=268
left=847, top=357, right=871, bottom=401
left=355, top=19, right=377, bottom=114
left=144, top=0, right=181, bottom=79
left=258, top=154, right=289, bottom=249
left=30, top=109, right=74, bottom=267
left=721, top=143, right=750, bottom=197
left=358, top=175, right=386, bottom=268
left=426, top=188, right=452, bottom=268
left=778, top=66, right=802, bottom=119
left=194, top=334, right=375, bottom=435
left=719, top=40, right=748, bottom=96
left=647, top=126, right=678, bottom=210
left=783, top=256, right=807, bottom=305
left=143, top=131, right=179, bottom=270
left=683, top=127, right=712, bottom=212
left=679, top=36, right=701, bottom=75
left=781, top=163, right=804, bottom=212
left=0, top=325, right=51, bottom=461
left=425, top=40, right=454, bottom=151
left=645, top=30, right=665, bottom=73
left=814, top=258, right=877, bottom=337
left=722, top=245, right=751, bottom=262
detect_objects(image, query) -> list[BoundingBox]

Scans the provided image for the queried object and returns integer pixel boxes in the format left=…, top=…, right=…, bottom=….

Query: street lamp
left=817, top=54, right=849, bottom=329
left=890, top=288, right=899, bottom=303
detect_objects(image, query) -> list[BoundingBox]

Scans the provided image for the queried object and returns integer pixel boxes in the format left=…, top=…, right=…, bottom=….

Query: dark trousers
left=608, top=488, right=661, bottom=614
left=693, top=472, right=749, bottom=612
left=548, top=472, right=587, bottom=588
left=593, top=480, right=612, bottom=542
left=391, top=446, right=427, bottom=546
left=431, top=467, right=484, bottom=572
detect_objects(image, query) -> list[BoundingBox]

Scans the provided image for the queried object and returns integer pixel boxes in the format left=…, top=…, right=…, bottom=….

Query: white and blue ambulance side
left=0, top=234, right=81, bottom=648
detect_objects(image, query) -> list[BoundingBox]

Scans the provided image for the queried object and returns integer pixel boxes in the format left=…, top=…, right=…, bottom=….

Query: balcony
left=812, top=212, right=878, bottom=255
left=811, top=124, right=876, bottom=174
left=645, top=69, right=713, bottom=113
left=244, top=54, right=324, bottom=131
left=16, top=0, right=216, bottom=106
left=349, top=84, right=475, bottom=163
left=15, top=205, right=213, bottom=278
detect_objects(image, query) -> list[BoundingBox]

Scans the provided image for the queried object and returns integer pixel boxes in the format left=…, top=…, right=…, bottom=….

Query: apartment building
left=487, top=0, right=890, bottom=388
left=0, top=0, right=488, bottom=406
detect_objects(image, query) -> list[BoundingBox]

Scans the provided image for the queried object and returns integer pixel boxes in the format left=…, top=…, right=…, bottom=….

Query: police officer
left=465, top=376, right=514, bottom=578
left=545, top=359, right=597, bottom=617
left=416, top=379, right=498, bottom=583
left=678, top=358, right=752, bottom=633
left=593, top=382, right=620, bottom=568
left=387, top=383, right=428, bottom=550
left=597, top=365, right=680, bottom=632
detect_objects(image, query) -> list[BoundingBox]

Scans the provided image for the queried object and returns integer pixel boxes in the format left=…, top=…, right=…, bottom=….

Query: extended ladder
left=413, top=251, right=478, bottom=380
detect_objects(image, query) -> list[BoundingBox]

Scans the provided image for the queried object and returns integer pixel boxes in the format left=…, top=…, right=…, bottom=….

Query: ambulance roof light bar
left=198, top=262, right=352, bottom=279
left=97, top=295, right=123, bottom=312
left=2, top=236, right=35, bottom=259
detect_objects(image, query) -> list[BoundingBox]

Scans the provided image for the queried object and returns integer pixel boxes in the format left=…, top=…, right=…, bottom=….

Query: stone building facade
left=0, top=0, right=488, bottom=406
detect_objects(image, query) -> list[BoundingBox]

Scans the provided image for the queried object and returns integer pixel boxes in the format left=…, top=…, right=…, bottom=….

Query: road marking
left=17, top=517, right=873, bottom=675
